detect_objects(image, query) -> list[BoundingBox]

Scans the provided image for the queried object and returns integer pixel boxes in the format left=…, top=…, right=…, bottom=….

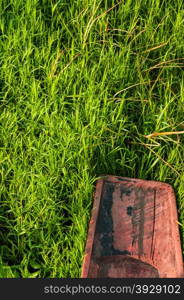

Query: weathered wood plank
left=81, top=175, right=184, bottom=278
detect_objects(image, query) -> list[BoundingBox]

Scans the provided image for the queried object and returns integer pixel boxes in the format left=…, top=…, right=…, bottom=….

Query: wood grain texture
left=81, top=175, right=184, bottom=278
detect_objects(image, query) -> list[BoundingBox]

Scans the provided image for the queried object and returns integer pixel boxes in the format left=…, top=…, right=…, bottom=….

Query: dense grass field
left=0, top=0, right=184, bottom=277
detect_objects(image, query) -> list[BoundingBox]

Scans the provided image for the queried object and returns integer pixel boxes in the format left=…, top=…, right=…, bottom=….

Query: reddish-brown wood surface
left=81, top=175, right=184, bottom=278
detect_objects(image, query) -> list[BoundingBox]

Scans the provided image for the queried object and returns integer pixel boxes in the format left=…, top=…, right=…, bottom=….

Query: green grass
left=0, top=0, right=184, bottom=277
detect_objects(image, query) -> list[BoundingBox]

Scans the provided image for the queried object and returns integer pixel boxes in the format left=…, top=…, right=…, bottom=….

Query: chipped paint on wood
left=81, top=175, right=184, bottom=278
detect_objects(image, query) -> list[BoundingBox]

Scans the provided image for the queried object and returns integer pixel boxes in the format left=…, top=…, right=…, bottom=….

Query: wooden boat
left=81, top=175, right=184, bottom=278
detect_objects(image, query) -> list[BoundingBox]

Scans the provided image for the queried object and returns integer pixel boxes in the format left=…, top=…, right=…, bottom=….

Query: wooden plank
left=81, top=175, right=184, bottom=278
